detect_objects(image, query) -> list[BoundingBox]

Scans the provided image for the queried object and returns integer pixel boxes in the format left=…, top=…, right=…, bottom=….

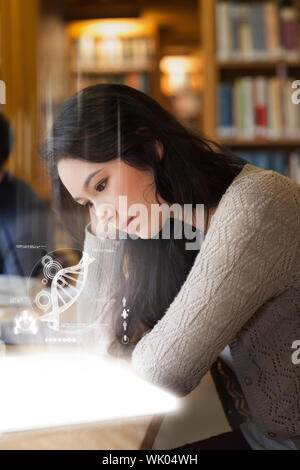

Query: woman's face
left=57, top=150, right=169, bottom=239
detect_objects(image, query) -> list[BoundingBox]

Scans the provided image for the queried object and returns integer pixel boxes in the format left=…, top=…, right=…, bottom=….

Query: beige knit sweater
left=78, top=163, right=300, bottom=441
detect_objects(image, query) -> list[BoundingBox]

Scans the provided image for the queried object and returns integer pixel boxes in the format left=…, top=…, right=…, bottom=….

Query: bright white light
left=0, top=352, right=179, bottom=433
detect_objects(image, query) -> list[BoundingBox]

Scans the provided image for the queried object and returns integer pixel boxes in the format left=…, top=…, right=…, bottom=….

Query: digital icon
left=14, top=310, right=38, bottom=335
left=121, top=296, right=130, bottom=345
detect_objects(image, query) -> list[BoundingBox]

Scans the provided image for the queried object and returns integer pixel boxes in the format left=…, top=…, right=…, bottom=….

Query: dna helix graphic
left=37, top=252, right=95, bottom=325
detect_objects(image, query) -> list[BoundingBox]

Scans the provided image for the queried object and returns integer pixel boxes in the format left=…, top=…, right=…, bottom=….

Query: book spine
left=273, top=152, right=287, bottom=175
left=234, top=78, right=242, bottom=137
left=288, top=152, right=300, bottom=183
left=240, top=4, right=251, bottom=59
left=254, top=76, right=267, bottom=138
left=230, top=3, right=241, bottom=59
left=216, top=1, right=231, bottom=60
left=267, top=77, right=280, bottom=139
left=264, top=1, right=281, bottom=58
left=280, top=7, right=299, bottom=58
left=218, top=82, right=234, bottom=137
left=249, top=3, right=266, bottom=58
left=246, top=77, right=255, bottom=137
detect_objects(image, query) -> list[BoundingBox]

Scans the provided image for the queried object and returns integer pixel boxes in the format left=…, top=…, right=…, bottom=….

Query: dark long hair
left=41, top=83, right=247, bottom=357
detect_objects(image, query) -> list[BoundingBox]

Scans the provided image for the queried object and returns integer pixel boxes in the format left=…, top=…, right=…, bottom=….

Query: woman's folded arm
left=130, top=171, right=299, bottom=396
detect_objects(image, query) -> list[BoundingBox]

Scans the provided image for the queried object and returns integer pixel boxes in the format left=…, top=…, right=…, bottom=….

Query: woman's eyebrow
left=83, top=169, right=103, bottom=190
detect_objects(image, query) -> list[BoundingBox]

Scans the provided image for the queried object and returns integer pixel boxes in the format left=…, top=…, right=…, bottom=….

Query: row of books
left=238, top=150, right=300, bottom=183
left=216, top=1, right=300, bottom=61
left=71, top=36, right=155, bottom=70
left=71, top=72, right=151, bottom=95
left=218, top=76, right=300, bottom=139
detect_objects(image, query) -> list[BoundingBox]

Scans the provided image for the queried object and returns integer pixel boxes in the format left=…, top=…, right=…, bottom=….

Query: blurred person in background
left=0, top=113, right=53, bottom=277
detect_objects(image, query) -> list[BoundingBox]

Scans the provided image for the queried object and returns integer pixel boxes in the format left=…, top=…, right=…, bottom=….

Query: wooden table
left=0, top=415, right=164, bottom=450
left=0, top=344, right=165, bottom=450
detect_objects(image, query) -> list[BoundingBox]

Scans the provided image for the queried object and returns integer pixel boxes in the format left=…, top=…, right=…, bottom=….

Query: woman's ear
left=155, top=140, right=164, bottom=160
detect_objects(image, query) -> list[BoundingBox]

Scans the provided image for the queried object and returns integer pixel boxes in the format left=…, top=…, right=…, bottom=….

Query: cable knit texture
left=80, top=163, right=300, bottom=440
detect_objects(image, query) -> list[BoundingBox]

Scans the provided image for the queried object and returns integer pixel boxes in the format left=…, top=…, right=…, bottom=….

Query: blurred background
left=0, top=0, right=300, bottom=254
left=0, top=0, right=299, bottom=449
left=0, top=0, right=300, bottom=248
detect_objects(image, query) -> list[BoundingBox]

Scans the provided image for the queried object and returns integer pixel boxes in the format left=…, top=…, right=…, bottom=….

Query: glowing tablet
left=0, top=352, right=180, bottom=433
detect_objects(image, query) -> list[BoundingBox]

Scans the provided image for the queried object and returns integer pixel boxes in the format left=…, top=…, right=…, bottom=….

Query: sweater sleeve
left=75, top=223, right=126, bottom=356
left=131, top=170, right=300, bottom=396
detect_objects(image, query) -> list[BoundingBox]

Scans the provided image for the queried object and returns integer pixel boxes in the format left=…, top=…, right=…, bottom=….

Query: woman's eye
left=95, top=179, right=107, bottom=192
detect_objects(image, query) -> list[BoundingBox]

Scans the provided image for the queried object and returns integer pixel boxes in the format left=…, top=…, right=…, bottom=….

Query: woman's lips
left=120, top=216, right=135, bottom=232
left=126, top=216, right=135, bottom=232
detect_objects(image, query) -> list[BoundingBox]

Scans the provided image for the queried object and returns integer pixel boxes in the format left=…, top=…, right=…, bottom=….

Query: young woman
left=42, top=84, right=300, bottom=450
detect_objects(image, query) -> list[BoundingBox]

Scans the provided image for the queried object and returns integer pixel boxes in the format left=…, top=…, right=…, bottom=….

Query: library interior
left=0, top=0, right=299, bottom=451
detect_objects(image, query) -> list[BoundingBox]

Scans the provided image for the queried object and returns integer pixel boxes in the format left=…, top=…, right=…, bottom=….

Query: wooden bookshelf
left=219, top=138, right=300, bottom=148
left=70, top=66, right=154, bottom=75
left=199, top=0, right=217, bottom=140
left=0, top=0, right=52, bottom=201
left=217, top=59, right=300, bottom=69
left=66, top=18, right=161, bottom=102
left=199, top=0, right=300, bottom=148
